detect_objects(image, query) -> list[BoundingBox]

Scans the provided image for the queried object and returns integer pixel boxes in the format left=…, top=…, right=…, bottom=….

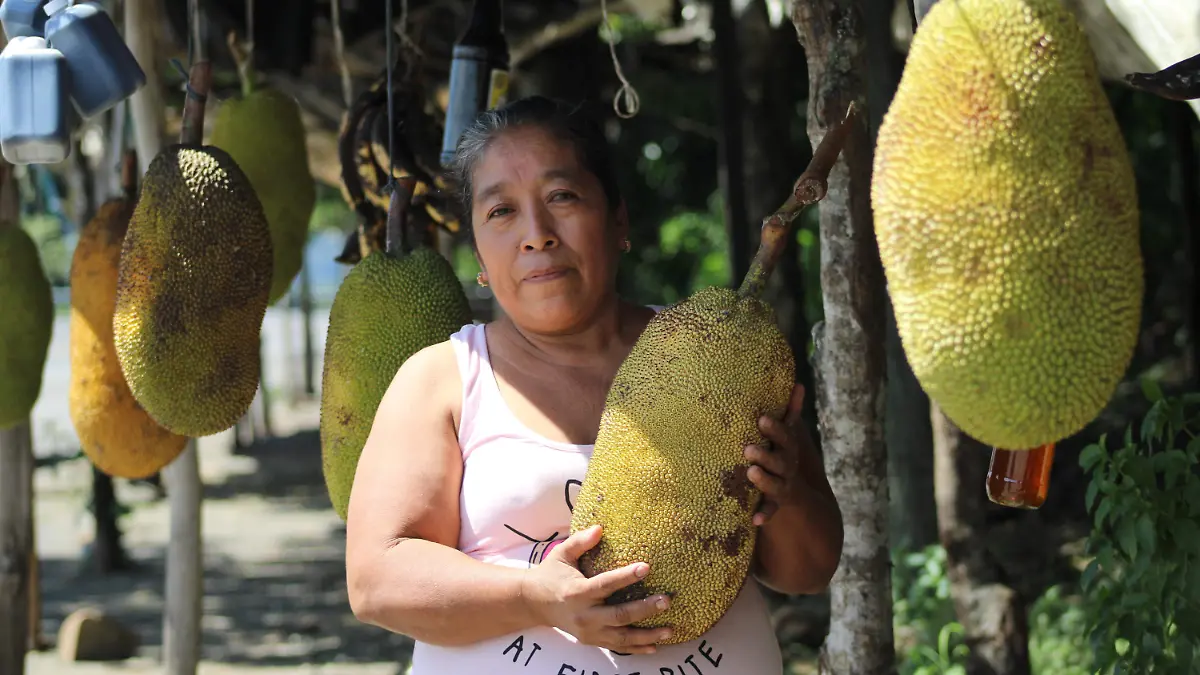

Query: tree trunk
left=0, top=421, right=33, bottom=675
left=792, top=2, right=894, bottom=673
left=932, top=405, right=1032, bottom=675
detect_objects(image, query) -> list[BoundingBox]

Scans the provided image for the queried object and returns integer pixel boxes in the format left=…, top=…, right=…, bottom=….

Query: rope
left=385, top=0, right=396, bottom=190
left=330, top=0, right=353, bottom=107
left=599, top=0, right=639, bottom=119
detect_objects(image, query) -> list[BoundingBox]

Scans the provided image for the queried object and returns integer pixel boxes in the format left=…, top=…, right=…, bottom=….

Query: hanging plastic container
left=43, top=0, right=145, bottom=119
left=0, top=35, right=72, bottom=164
left=0, top=0, right=52, bottom=39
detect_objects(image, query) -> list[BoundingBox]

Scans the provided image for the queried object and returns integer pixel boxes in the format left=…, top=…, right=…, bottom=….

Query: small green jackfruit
left=872, top=0, right=1143, bottom=450
left=113, top=145, right=274, bottom=438
left=210, top=87, right=315, bottom=305
left=321, top=246, right=473, bottom=520
left=569, top=286, right=795, bottom=644
left=0, top=224, right=54, bottom=430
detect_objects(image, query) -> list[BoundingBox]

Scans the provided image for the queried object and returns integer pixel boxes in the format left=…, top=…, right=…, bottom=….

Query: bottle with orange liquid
left=986, top=442, right=1056, bottom=509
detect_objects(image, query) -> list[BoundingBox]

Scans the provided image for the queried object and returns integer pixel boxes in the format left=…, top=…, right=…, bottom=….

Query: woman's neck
left=494, top=295, right=640, bottom=369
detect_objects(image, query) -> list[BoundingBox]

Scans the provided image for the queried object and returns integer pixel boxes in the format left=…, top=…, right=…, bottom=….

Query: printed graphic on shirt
left=499, top=633, right=727, bottom=674
left=503, top=478, right=583, bottom=567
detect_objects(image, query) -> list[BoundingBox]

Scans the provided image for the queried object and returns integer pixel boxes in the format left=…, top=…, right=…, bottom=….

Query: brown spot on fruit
left=720, top=465, right=753, bottom=509
left=722, top=526, right=747, bottom=556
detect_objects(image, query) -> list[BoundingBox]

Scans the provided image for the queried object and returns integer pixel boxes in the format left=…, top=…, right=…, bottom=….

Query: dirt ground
left=24, top=397, right=414, bottom=674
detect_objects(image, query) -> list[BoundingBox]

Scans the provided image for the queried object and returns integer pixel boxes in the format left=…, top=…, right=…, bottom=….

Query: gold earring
left=621, top=238, right=632, bottom=253
left=476, top=272, right=489, bottom=287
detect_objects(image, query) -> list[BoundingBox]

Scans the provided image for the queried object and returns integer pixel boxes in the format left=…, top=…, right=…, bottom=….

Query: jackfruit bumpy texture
left=871, top=0, right=1143, bottom=450
left=113, top=145, right=274, bottom=438
left=568, top=287, right=795, bottom=644
left=69, top=198, right=189, bottom=479
left=321, top=247, right=473, bottom=520
left=0, top=225, right=54, bottom=430
left=210, top=88, right=316, bottom=305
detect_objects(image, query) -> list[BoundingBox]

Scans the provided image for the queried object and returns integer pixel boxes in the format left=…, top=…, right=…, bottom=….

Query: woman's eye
left=487, top=206, right=513, bottom=220
left=550, top=191, right=577, bottom=202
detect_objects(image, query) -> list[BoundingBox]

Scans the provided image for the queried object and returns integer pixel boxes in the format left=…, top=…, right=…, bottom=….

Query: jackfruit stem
left=120, top=149, right=139, bottom=203
left=179, top=61, right=213, bottom=146
left=737, top=102, right=858, bottom=300
left=227, top=30, right=256, bottom=98
left=385, top=177, right=419, bottom=257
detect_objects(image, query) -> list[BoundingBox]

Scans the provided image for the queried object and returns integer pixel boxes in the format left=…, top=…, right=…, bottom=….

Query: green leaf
left=1087, top=479, right=1101, bottom=512
left=1096, top=497, right=1114, bottom=529
left=1142, top=632, right=1162, bottom=656
left=1117, top=517, right=1139, bottom=560
left=1081, top=558, right=1102, bottom=591
left=1136, top=512, right=1157, bottom=557
left=1081, top=443, right=1106, bottom=472
left=1142, top=377, right=1165, bottom=403
left=1126, top=454, right=1158, bottom=492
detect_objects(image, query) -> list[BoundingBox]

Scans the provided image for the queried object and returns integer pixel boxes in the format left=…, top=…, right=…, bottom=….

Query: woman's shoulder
left=380, top=336, right=467, bottom=420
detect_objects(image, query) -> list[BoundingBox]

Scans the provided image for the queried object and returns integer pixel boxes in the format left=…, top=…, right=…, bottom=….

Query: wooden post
left=0, top=422, right=34, bottom=675
left=791, top=1, right=894, bottom=673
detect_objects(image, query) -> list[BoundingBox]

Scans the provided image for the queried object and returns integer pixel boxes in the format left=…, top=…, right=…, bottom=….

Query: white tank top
left=407, top=316, right=784, bottom=674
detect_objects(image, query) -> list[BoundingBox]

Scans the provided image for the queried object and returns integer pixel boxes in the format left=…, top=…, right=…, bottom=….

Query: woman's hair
left=444, top=95, right=623, bottom=234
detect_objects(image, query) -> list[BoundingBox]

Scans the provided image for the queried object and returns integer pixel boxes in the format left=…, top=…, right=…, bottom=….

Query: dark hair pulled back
left=444, top=96, right=623, bottom=236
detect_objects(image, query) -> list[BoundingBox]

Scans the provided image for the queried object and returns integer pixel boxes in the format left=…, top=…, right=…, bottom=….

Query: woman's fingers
left=744, top=443, right=788, bottom=477
left=598, top=593, right=672, bottom=628
left=584, top=560, right=651, bottom=599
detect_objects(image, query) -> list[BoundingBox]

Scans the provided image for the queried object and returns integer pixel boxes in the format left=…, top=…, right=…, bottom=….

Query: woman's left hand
left=744, top=383, right=813, bottom=527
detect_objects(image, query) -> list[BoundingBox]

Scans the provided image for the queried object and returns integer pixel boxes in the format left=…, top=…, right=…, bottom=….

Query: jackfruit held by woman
left=872, top=0, right=1144, bottom=450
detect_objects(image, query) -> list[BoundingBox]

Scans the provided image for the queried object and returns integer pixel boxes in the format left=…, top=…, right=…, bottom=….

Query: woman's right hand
left=521, top=524, right=674, bottom=654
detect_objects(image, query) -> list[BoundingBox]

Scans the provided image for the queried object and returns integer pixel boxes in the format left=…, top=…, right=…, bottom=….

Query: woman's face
left=470, top=124, right=628, bottom=335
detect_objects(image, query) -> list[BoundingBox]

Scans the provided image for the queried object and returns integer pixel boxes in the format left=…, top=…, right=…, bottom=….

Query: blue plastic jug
left=0, top=35, right=71, bottom=164
left=43, top=0, right=144, bottom=119
left=0, top=0, right=53, bottom=39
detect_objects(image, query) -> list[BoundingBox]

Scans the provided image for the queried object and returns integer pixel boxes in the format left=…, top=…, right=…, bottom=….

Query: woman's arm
left=746, top=385, right=844, bottom=595
left=344, top=342, right=543, bottom=646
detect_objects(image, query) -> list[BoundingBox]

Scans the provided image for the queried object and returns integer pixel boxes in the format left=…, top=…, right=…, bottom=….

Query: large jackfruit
left=321, top=245, right=472, bottom=520
left=69, top=166, right=189, bottom=479
left=0, top=223, right=54, bottom=430
left=113, top=145, right=274, bottom=438
left=210, top=87, right=315, bottom=305
left=569, top=287, right=794, bottom=644
left=871, top=0, right=1143, bottom=450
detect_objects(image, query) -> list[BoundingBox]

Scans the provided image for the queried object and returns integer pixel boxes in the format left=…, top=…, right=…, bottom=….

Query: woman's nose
left=521, top=206, right=559, bottom=251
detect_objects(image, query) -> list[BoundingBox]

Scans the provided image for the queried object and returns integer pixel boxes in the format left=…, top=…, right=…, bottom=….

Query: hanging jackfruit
left=0, top=223, right=54, bottom=430
left=567, top=114, right=855, bottom=644
left=113, top=144, right=274, bottom=438
left=871, top=0, right=1143, bottom=450
left=69, top=154, right=188, bottom=479
left=210, top=86, right=315, bottom=305
left=321, top=243, right=473, bottom=520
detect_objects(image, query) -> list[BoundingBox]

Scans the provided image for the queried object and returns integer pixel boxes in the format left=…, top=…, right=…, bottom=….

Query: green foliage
left=892, top=545, right=969, bottom=674
left=309, top=184, right=356, bottom=233
left=1078, top=382, right=1200, bottom=673
left=21, top=212, right=71, bottom=286
left=1029, top=585, right=1093, bottom=675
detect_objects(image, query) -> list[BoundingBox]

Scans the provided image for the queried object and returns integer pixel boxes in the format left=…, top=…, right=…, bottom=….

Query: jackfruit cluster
left=113, top=145, right=274, bottom=438
left=69, top=194, right=188, bottom=479
left=210, top=87, right=315, bottom=305
left=872, top=0, right=1143, bottom=450
left=321, top=246, right=473, bottom=520
left=569, top=286, right=795, bottom=644
left=0, top=224, right=54, bottom=430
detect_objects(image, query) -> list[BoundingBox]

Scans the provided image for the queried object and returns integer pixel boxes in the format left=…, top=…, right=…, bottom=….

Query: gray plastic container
left=0, top=35, right=72, bottom=164
left=43, top=0, right=144, bottom=119
left=0, top=0, right=52, bottom=39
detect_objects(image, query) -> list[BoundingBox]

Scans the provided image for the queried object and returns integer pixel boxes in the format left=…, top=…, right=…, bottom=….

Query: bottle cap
left=43, top=0, right=68, bottom=16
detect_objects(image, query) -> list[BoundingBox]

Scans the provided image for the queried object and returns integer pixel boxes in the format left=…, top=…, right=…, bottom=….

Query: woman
left=344, top=95, right=844, bottom=674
